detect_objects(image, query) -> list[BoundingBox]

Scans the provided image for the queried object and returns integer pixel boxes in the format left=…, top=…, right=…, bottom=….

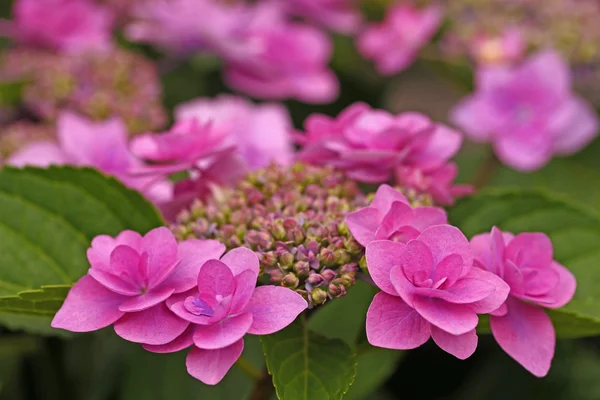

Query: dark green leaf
left=261, top=319, right=357, bottom=400
left=449, top=189, right=600, bottom=337
left=344, top=346, right=403, bottom=400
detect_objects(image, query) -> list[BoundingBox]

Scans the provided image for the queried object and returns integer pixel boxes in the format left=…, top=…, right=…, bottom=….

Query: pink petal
left=345, top=207, right=382, bottom=247
left=6, top=141, right=67, bottom=167
left=159, top=239, right=226, bottom=293
left=141, top=227, right=180, bottom=288
left=118, top=286, right=175, bottom=313
left=51, top=275, right=126, bottom=332
left=114, top=303, right=190, bottom=345
left=192, top=313, right=253, bottom=350
left=450, top=95, right=499, bottom=142
left=465, top=267, right=511, bottom=314
left=411, top=207, right=448, bottom=232
left=366, top=292, right=430, bottom=350
left=494, top=130, right=553, bottom=172
left=365, top=240, right=406, bottom=295
left=196, top=260, right=235, bottom=309
left=220, top=247, right=260, bottom=277
left=230, top=270, right=258, bottom=315
left=490, top=298, right=555, bottom=377
left=505, top=233, right=553, bottom=270
left=245, top=286, right=308, bottom=335
left=169, top=300, right=215, bottom=325
left=417, top=225, right=473, bottom=269
left=523, top=262, right=576, bottom=309
left=430, top=326, right=477, bottom=360
left=413, top=276, right=495, bottom=304
left=433, top=254, right=464, bottom=288
left=413, top=297, right=478, bottom=335
left=521, top=267, right=559, bottom=296
left=87, top=231, right=142, bottom=270
left=88, top=267, right=139, bottom=296
left=375, top=201, right=417, bottom=241
left=186, top=339, right=244, bottom=385
left=521, top=50, right=570, bottom=97
left=400, top=240, right=434, bottom=286
left=143, top=325, right=195, bottom=354
left=370, top=184, right=409, bottom=213
left=551, top=97, right=599, bottom=155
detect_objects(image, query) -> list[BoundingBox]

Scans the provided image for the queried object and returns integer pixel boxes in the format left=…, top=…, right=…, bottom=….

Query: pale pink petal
left=411, top=207, right=448, bottom=232
left=220, top=247, right=260, bottom=277
left=114, top=303, right=190, bottom=345
left=143, top=325, right=195, bottom=354
left=245, top=286, right=308, bottom=335
left=430, top=326, right=477, bottom=360
left=494, top=130, right=553, bottom=172
left=345, top=207, right=383, bottom=247
left=7, top=141, right=67, bottom=167
left=551, top=97, right=599, bottom=155
left=490, top=298, right=555, bottom=377
left=417, top=225, right=473, bottom=269
left=366, top=292, right=430, bottom=350
left=450, top=95, right=500, bottom=142
left=365, top=240, right=406, bottom=295
left=230, top=270, right=258, bottom=315
left=192, top=313, right=253, bottom=350
left=370, top=184, right=409, bottom=213
left=159, top=239, right=226, bottom=293
left=186, top=339, right=244, bottom=385
left=51, top=275, right=126, bottom=332
left=196, top=260, right=235, bottom=309
left=413, top=297, right=478, bottom=335
left=521, top=50, right=570, bottom=97
left=141, top=227, right=180, bottom=288
left=118, top=286, right=175, bottom=312
left=466, top=267, right=511, bottom=314
left=375, top=201, right=416, bottom=241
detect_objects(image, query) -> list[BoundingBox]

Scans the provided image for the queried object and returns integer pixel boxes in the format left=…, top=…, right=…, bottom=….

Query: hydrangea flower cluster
left=52, top=227, right=307, bottom=385
left=296, top=102, right=472, bottom=204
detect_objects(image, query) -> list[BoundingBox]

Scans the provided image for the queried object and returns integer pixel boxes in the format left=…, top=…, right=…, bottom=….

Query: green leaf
left=449, top=189, right=600, bottom=337
left=0, top=166, right=163, bottom=330
left=344, top=346, right=403, bottom=400
left=121, top=336, right=264, bottom=400
left=261, top=319, right=357, bottom=400
left=308, top=281, right=375, bottom=346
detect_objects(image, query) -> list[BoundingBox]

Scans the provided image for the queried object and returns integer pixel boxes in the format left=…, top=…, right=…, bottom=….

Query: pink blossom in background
left=346, top=184, right=447, bottom=247
left=279, top=0, right=363, bottom=34
left=125, top=0, right=245, bottom=55
left=451, top=50, right=600, bottom=171
left=365, top=225, right=510, bottom=359
left=470, top=227, right=576, bottom=377
left=1, top=0, right=114, bottom=53
left=357, top=3, right=443, bottom=75
left=175, top=95, right=294, bottom=170
left=52, top=228, right=227, bottom=345
left=221, top=3, right=339, bottom=103
left=469, top=28, right=525, bottom=65
left=296, top=102, right=469, bottom=204
left=144, top=248, right=308, bottom=385
left=6, top=112, right=172, bottom=204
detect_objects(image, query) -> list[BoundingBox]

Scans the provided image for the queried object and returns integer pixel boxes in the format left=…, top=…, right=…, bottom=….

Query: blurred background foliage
left=2, top=0, right=600, bottom=399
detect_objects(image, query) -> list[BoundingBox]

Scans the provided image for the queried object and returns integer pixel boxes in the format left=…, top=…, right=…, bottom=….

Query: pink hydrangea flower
left=469, top=28, right=525, bottom=65
left=357, top=3, right=443, bottom=75
left=6, top=112, right=172, bottom=204
left=221, top=3, right=339, bottom=103
left=296, top=102, right=469, bottom=204
left=346, top=184, right=447, bottom=246
left=175, top=95, right=294, bottom=170
left=470, top=227, right=576, bottom=377
left=1, top=0, right=113, bottom=53
left=451, top=50, right=600, bottom=171
left=279, top=0, right=363, bottom=34
left=143, top=247, right=308, bottom=385
left=52, top=228, right=227, bottom=345
left=365, top=225, right=510, bottom=359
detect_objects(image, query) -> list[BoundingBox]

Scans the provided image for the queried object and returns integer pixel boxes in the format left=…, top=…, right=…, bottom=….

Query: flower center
left=184, top=296, right=214, bottom=317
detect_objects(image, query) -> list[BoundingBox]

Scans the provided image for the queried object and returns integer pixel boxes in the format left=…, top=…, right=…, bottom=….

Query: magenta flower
left=451, top=50, right=599, bottom=171
left=221, top=3, right=339, bottom=103
left=175, top=95, right=294, bottom=170
left=296, top=102, right=468, bottom=203
left=143, top=247, right=308, bottom=385
left=470, top=227, right=576, bottom=377
left=6, top=112, right=172, bottom=204
left=357, top=3, right=442, bottom=75
left=279, top=0, right=363, bottom=34
left=365, top=225, right=510, bottom=359
left=1, top=0, right=113, bottom=53
left=346, top=184, right=447, bottom=247
left=52, top=228, right=227, bottom=345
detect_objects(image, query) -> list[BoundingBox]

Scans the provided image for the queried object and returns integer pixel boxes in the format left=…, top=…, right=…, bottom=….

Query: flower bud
left=283, top=273, right=300, bottom=289
left=328, top=283, right=346, bottom=298
left=261, top=251, right=278, bottom=268
left=267, top=268, right=285, bottom=284
left=318, top=248, right=336, bottom=267
left=334, top=249, right=351, bottom=265
left=279, top=251, right=295, bottom=267
left=293, top=261, right=310, bottom=277
left=310, top=288, right=328, bottom=305
left=320, top=269, right=337, bottom=282
left=270, top=221, right=287, bottom=241
left=306, top=271, right=325, bottom=286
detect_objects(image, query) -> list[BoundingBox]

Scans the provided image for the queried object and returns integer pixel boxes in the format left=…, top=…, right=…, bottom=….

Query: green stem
left=235, top=356, right=263, bottom=382
left=470, top=148, right=501, bottom=189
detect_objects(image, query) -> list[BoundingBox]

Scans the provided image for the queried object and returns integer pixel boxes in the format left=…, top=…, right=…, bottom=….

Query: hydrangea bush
left=1, top=1, right=600, bottom=399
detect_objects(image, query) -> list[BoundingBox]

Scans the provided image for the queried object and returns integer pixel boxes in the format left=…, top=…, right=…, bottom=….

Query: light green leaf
left=309, top=281, right=375, bottom=346
left=261, top=319, right=357, bottom=400
left=449, top=189, right=600, bottom=337
left=344, top=346, right=403, bottom=400
left=0, top=166, right=164, bottom=330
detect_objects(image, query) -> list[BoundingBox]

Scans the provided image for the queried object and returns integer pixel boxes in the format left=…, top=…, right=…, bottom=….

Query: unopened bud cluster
left=172, top=162, right=370, bottom=306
